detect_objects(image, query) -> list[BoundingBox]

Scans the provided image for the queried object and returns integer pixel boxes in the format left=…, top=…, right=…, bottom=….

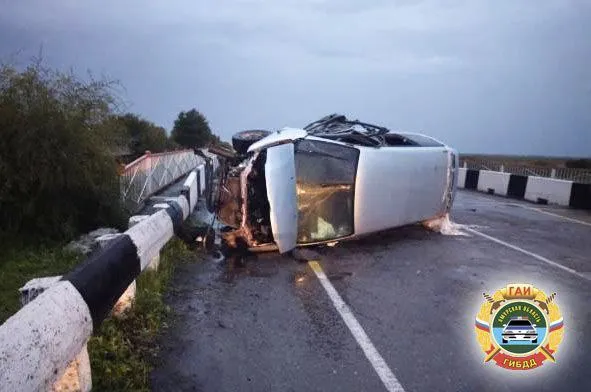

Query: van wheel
left=502, top=338, right=508, bottom=344
left=532, top=338, right=537, bottom=344
left=232, top=130, right=271, bottom=154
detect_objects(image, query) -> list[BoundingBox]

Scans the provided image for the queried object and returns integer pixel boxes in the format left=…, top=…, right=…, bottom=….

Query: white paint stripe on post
left=198, top=165, right=206, bottom=195
left=463, top=227, right=590, bottom=281
left=524, top=176, right=572, bottom=206
left=0, top=281, right=93, bottom=392
left=308, top=261, right=406, bottom=392
left=183, top=171, right=197, bottom=211
left=457, top=167, right=467, bottom=188
left=477, top=170, right=510, bottom=196
left=126, top=209, right=174, bottom=270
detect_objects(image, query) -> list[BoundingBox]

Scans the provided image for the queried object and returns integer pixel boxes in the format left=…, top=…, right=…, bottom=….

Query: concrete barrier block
left=457, top=168, right=467, bottom=188
left=128, top=215, right=161, bottom=271
left=126, top=210, right=173, bottom=271
left=198, top=165, right=206, bottom=195
left=524, top=176, right=573, bottom=206
left=2, top=281, right=93, bottom=392
left=477, top=170, right=510, bottom=196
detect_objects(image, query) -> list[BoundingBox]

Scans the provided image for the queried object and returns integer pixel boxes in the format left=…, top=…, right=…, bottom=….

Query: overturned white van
left=215, top=114, right=459, bottom=253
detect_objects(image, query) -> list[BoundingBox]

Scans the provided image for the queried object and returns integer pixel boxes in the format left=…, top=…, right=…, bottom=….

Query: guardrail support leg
left=19, top=278, right=92, bottom=392
left=52, top=343, right=92, bottom=392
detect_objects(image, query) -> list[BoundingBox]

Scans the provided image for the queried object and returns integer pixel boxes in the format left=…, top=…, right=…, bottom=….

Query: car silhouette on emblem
left=502, top=316, right=538, bottom=344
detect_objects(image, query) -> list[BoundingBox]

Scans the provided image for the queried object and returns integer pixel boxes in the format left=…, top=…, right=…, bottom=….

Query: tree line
left=0, top=61, right=226, bottom=243
left=117, top=108, right=230, bottom=163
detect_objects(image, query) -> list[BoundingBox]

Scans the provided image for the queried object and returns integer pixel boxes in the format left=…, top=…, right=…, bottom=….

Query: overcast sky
left=1, top=0, right=590, bottom=156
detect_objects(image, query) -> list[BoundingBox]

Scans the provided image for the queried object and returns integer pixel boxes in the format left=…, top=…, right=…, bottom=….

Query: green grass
left=88, top=238, right=199, bottom=392
left=0, top=243, right=82, bottom=323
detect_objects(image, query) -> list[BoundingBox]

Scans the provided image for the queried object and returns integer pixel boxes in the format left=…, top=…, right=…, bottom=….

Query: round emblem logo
left=475, top=283, right=564, bottom=370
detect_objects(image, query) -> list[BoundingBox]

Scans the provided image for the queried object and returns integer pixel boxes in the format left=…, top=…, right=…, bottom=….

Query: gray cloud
left=1, top=0, right=590, bottom=156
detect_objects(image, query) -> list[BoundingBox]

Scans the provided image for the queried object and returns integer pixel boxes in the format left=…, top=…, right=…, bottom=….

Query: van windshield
left=294, top=140, right=359, bottom=243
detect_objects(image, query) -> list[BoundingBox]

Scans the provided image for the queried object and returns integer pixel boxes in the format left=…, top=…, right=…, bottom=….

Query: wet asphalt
left=151, top=190, right=591, bottom=392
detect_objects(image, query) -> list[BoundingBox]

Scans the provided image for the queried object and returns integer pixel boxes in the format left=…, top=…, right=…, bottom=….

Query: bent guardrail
left=0, top=169, right=202, bottom=392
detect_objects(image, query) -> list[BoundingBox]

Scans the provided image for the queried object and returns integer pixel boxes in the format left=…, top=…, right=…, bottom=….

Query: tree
left=116, top=113, right=173, bottom=155
left=171, top=109, right=213, bottom=149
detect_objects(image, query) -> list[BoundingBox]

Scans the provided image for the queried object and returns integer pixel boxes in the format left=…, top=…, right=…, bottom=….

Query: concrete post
left=463, top=161, right=468, bottom=169
left=19, top=278, right=92, bottom=392
left=96, top=233, right=136, bottom=317
left=551, top=168, right=556, bottom=178
left=500, top=164, right=504, bottom=173
left=128, top=215, right=160, bottom=271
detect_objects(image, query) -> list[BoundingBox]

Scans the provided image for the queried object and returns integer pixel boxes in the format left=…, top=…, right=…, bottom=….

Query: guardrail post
left=463, top=161, right=467, bottom=168
left=128, top=215, right=160, bottom=271
left=551, top=168, right=556, bottom=178
left=500, top=164, right=504, bottom=173
left=19, top=278, right=92, bottom=392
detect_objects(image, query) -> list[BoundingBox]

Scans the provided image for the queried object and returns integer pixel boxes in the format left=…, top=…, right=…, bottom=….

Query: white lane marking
left=308, top=261, right=405, bottom=392
left=506, top=203, right=591, bottom=227
left=463, top=227, right=590, bottom=281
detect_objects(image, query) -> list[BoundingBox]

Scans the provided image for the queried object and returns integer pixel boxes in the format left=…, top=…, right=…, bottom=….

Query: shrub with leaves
left=0, top=61, right=127, bottom=241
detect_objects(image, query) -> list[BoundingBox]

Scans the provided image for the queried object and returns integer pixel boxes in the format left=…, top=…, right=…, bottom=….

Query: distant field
left=460, top=154, right=591, bottom=169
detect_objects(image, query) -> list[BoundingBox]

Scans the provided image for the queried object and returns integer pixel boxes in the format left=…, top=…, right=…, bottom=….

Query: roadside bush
left=0, top=62, right=127, bottom=241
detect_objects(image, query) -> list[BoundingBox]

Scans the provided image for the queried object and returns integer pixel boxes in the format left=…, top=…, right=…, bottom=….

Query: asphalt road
left=151, top=190, right=591, bottom=392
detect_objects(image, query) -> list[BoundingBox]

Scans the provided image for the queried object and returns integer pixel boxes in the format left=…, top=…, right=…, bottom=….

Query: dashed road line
left=507, top=203, right=591, bottom=227
left=308, top=261, right=406, bottom=392
left=463, top=227, right=590, bottom=281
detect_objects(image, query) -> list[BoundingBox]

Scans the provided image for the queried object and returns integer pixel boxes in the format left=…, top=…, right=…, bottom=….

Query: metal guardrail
left=461, top=159, right=591, bottom=184
left=120, top=149, right=203, bottom=212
